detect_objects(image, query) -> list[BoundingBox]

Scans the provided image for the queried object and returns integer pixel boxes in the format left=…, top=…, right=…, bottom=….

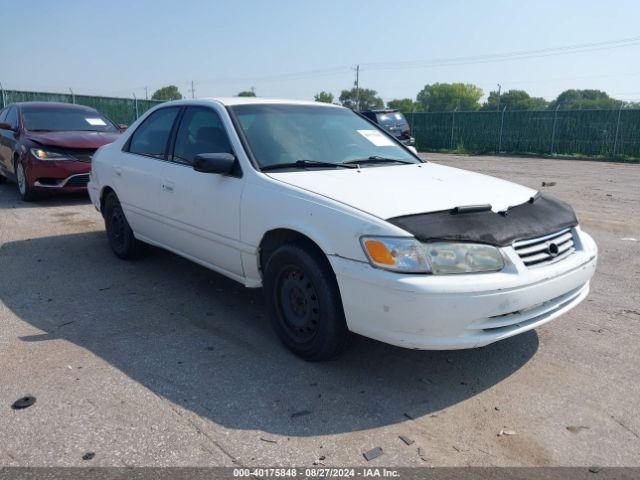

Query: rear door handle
left=162, top=180, right=174, bottom=192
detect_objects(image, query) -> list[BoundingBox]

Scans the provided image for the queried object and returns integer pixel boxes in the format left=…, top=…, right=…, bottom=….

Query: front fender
left=239, top=179, right=407, bottom=285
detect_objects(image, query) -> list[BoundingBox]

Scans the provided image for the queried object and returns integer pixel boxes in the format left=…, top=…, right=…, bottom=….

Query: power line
left=359, top=35, right=640, bottom=71
left=161, top=34, right=640, bottom=89
left=6, top=34, right=640, bottom=98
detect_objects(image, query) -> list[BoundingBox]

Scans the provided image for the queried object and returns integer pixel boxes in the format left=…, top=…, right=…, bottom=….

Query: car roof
left=12, top=101, right=99, bottom=111
left=162, top=97, right=343, bottom=108
left=360, top=109, right=400, bottom=114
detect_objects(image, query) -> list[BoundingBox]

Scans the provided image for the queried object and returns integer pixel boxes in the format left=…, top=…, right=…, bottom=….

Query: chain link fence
left=407, top=108, right=640, bottom=160
left=0, top=89, right=164, bottom=125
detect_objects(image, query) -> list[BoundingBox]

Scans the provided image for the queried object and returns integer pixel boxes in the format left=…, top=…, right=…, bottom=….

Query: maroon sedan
left=0, top=102, right=122, bottom=201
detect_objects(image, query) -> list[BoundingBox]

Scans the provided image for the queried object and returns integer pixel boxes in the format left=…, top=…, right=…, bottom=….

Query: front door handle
left=162, top=181, right=174, bottom=192
left=114, top=167, right=122, bottom=177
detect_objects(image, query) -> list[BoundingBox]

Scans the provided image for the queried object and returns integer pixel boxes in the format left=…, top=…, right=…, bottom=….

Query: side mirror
left=118, top=124, right=128, bottom=131
left=193, top=153, right=236, bottom=175
left=0, top=122, right=16, bottom=131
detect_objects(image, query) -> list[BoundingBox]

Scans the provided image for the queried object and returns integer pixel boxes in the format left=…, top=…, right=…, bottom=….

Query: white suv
left=88, top=98, right=597, bottom=360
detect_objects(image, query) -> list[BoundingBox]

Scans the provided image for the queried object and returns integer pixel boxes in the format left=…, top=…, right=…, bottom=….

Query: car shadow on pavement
left=0, top=183, right=91, bottom=209
left=0, top=230, right=539, bottom=436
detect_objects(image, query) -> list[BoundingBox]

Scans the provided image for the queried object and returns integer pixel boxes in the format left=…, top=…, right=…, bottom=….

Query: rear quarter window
left=376, top=112, right=408, bottom=126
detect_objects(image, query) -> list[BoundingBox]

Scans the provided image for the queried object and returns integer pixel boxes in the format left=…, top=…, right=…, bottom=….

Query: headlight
left=30, top=148, right=75, bottom=161
left=361, top=237, right=430, bottom=273
left=423, top=242, right=504, bottom=274
left=361, top=236, right=504, bottom=274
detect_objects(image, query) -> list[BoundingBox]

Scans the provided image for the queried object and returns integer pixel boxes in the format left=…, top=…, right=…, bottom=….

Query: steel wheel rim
left=16, top=164, right=26, bottom=195
left=275, top=265, right=320, bottom=343
left=108, top=208, right=127, bottom=251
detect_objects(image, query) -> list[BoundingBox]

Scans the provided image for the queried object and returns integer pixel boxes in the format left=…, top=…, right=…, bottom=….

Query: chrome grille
left=66, top=148, right=96, bottom=163
left=513, top=228, right=575, bottom=267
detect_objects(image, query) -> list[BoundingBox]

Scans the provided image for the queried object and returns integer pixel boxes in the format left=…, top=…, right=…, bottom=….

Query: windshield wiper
left=261, top=160, right=358, bottom=171
left=343, top=156, right=414, bottom=165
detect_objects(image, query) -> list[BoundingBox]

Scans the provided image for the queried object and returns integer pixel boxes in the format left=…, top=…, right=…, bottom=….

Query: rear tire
left=15, top=160, right=38, bottom=202
left=103, top=192, right=145, bottom=259
left=263, top=242, right=351, bottom=361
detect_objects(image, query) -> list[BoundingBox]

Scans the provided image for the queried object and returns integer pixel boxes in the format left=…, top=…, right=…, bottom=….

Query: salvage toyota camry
left=88, top=98, right=597, bottom=360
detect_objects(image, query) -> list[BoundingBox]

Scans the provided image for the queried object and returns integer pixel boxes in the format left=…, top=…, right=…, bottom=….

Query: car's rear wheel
left=15, top=160, right=37, bottom=202
left=103, top=192, right=145, bottom=259
left=263, top=242, right=350, bottom=361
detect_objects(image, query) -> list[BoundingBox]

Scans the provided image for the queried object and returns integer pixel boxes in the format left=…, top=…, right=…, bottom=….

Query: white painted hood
left=267, top=162, right=537, bottom=219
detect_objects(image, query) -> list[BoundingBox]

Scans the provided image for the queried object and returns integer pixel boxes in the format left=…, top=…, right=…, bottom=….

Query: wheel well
left=99, top=186, right=116, bottom=215
left=259, top=228, right=330, bottom=275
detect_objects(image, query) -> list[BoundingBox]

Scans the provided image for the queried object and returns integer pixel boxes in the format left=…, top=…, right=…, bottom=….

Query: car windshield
left=230, top=104, right=419, bottom=169
left=22, top=107, right=118, bottom=132
left=376, top=111, right=408, bottom=127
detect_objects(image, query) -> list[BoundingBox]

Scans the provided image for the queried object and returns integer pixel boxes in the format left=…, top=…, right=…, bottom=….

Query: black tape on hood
left=387, top=193, right=578, bottom=247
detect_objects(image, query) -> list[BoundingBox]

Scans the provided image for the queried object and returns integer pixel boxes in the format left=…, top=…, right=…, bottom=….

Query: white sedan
left=88, top=98, right=597, bottom=360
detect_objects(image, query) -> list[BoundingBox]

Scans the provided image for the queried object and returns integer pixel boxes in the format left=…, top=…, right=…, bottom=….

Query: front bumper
left=88, top=179, right=100, bottom=210
left=330, top=228, right=597, bottom=350
left=29, top=159, right=91, bottom=192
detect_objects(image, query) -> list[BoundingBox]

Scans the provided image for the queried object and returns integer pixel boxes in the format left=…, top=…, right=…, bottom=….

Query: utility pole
left=190, top=80, right=196, bottom=99
left=496, top=83, right=501, bottom=112
left=145, top=86, right=148, bottom=100
left=354, top=65, right=360, bottom=110
left=69, top=88, right=75, bottom=104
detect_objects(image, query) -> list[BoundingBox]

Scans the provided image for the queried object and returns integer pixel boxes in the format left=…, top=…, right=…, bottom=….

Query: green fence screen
left=0, top=89, right=164, bottom=125
left=1, top=89, right=639, bottom=160
left=406, top=109, right=640, bottom=159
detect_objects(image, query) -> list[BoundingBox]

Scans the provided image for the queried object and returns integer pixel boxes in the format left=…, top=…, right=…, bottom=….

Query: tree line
left=150, top=84, right=635, bottom=112
left=318, top=84, right=636, bottom=111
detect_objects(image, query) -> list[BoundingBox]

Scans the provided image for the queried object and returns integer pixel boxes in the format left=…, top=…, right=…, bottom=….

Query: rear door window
left=127, top=107, right=180, bottom=159
left=172, top=107, right=233, bottom=165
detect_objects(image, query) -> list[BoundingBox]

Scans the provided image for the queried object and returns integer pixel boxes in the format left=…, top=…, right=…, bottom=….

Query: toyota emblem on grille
left=547, top=242, right=560, bottom=257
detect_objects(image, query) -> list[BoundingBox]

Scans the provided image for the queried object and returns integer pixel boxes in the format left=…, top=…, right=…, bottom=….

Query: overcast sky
left=1, top=0, right=639, bottom=103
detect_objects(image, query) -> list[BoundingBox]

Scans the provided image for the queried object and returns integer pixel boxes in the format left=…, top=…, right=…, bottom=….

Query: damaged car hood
left=25, top=130, right=120, bottom=149
left=267, top=162, right=536, bottom=219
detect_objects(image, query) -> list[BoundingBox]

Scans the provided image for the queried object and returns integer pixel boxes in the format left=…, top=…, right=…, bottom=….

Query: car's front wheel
left=103, top=192, right=145, bottom=259
left=15, top=160, right=37, bottom=201
left=263, top=242, right=351, bottom=361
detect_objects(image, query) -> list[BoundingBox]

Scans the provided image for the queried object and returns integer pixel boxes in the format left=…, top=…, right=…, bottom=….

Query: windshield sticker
left=85, top=117, right=107, bottom=126
left=357, top=129, right=395, bottom=147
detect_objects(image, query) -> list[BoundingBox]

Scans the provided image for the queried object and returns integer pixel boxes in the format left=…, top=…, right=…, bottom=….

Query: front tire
left=263, top=242, right=351, bottom=361
left=103, top=192, right=145, bottom=259
left=15, top=161, right=37, bottom=201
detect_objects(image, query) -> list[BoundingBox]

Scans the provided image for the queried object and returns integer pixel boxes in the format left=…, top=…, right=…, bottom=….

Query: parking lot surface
left=1, top=153, right=638, bottom=467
